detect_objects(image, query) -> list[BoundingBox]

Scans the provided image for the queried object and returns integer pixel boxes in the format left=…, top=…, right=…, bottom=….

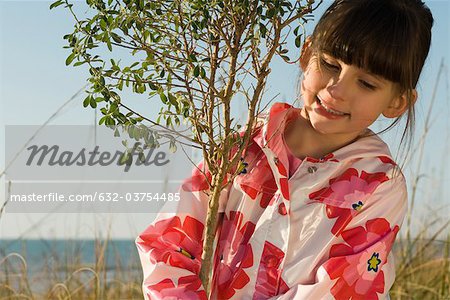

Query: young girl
left=136, top=0, right=434, bottom=299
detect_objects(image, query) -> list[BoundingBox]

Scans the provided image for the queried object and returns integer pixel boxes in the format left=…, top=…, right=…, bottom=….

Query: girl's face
left=300, top=48, right=410, bottom=142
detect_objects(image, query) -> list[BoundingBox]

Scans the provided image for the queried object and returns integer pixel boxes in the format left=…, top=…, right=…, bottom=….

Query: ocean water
left=0, top=239, right=141, bottom=275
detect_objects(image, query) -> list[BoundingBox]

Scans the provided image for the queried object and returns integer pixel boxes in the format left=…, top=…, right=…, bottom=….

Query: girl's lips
left=315, top=97, right=350, bottom=119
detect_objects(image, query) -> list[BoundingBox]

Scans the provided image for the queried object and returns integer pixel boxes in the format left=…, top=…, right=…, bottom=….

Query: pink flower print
left=235, top=133, right=273, bottom=205
left=274, top=157, right=290, bottom=200
left=278, top=277, right=290, bottom=295
left=306, top=153, right=339, bottom=163
left=181, top=160, right=230, bottom=192
left=278, top=202, right=287, bottom=215
left=325, top=207, right=353, bottom=237
left=212, top=211, right=255, bottom=299
left=274, top=157, right=288, bottom=177
left=240, top=156, right=278, bottom=208
left=324, top=218, right=400, bottom=300
left=147, top=276, right=207, bottom=300
left=183, top=131, right=266, bottom=193
left=253, top=241, right=286, bottom=299
left=309, top=168, right=389, bottom=235
left=378, top=156, right=396, bottom=166
left=137, top=216, right=204, bottom=275
left=181, top=160, right=212, bottom=192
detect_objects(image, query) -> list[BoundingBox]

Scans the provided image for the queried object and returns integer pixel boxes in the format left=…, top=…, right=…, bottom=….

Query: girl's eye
left=319, top=58, right=339, bottom=71
left=360, top=80, right=377, bottom=90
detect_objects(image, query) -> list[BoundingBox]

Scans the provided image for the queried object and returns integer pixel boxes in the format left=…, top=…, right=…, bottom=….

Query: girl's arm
left=271, top=174, right=407, bottom=300
left=135, top=159, right=231, bottom=300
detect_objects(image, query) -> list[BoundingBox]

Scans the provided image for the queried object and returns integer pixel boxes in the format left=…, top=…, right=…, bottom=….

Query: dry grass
left=0, top=224, right=449, bottom=299
left=390, top=59, right=450, bottom=300
left=391, top=229, right=450, bottom=299
left=0, top=239, right=143, bottom=300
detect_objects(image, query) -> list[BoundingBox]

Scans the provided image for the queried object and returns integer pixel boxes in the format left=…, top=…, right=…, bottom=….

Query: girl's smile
left=315, top=95, right=350, bottom=119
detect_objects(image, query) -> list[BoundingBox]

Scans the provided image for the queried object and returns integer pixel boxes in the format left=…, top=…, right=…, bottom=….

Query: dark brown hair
left=303, top=0, right=434, bottom=166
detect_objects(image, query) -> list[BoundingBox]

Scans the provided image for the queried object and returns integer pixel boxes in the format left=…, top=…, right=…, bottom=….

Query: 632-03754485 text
left=8, top=192, right=181, bottom=202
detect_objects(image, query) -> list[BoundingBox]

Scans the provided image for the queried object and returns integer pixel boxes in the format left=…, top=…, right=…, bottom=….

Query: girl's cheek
left=303, top=70, right=321, bottom=90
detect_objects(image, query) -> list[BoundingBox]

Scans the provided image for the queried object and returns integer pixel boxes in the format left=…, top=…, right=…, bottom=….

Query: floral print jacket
left=136, top=102, right=407, bottom=300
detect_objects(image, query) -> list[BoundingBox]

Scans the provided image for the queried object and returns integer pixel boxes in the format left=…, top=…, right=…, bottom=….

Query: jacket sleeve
left=271, top=174, right=408, bottom=300
left=135, top=158, right=232, bottom=300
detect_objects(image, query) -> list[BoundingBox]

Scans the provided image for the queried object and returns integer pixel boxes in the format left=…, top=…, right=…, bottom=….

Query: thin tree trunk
left=199, top=168, right=228, bottom=297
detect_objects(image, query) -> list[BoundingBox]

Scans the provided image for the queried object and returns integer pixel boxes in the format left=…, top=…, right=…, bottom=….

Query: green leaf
left=295, top=35, right=302, bottom=48
left=100, top=19, right=107, bottom=31
left=148, top=136, right=156, bottom=148
left=65, top=53, right=76, bottom=66
left=83, top=95, right=91, bottom=108
left=160, top=92, right=168, bottom=104
left=49, top=0, right=64, bottom=9
left=128, top=126, right=135, bottom=139
left=168, top=92, right=177, bottom=106
left=169, top=140, right=177, bottom=153
left=99, top=116, right=107, bottom=125
left=90, top=97, right=97, bottom=108
left=73, top=61, right=86, bottom=67
left=119, top=151, right=130, bottom=165
left=266, top=8, right=275, bottom=18
left=111, top=32, right=122, bottom=43
left=259, top=23, right=267, bottom=38
left=149, top=81, right=158, bottom=90
left=118, top=78, right=124, bottom=90
left=106, top=38, right=112, bottom=51
left=183, top=107, right=189, bottom=118
left=194, top=65, right=200, bottom=77
left=137, top=84, right=146, bottom=93
left=200, top=67, right=206, bottom=79
left=188, top=53, right=197, bottom=62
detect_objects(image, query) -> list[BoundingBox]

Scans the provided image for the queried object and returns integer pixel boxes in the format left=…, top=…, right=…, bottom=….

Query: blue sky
left=0, top=0, right=449, bottom=239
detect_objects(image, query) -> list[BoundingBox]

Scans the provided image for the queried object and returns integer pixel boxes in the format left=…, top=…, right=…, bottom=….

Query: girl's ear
left=382, top=89, right=417, bottom=118
left=300, top=36, right=313, bottom=72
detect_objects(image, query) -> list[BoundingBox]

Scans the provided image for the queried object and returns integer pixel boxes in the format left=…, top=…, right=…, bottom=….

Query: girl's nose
left=326, top=75, right=350, bottom=102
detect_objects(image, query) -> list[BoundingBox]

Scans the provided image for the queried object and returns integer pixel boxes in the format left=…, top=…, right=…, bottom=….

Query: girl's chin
left=310, top=124, right=336, bottom=135
left=309, top=117, right=344, bottom=134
